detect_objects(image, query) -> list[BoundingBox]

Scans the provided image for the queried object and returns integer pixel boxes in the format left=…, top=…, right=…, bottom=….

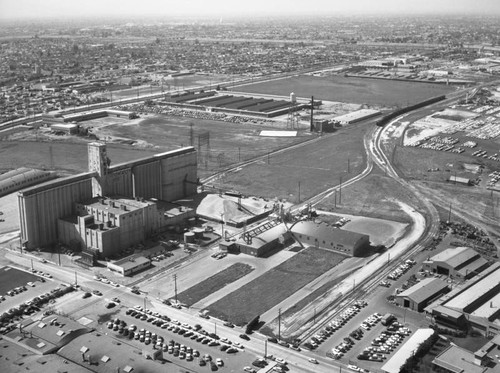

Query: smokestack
left=310, top=96, right=314, bottom=132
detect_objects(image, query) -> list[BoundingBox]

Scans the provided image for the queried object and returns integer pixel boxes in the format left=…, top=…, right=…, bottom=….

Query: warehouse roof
left=382, top=328, right=435, bottom=373
left=396, top=278, right=449, bottom=304
left=430, top=247, right=478, bottom=269
left=444, top=266, right=500, bottom=311
left=433, top=345, right=487, bottom=373
left=291, top=221, right=369, bottom=247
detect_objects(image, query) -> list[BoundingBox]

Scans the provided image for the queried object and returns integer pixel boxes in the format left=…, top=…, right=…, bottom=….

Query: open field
left=176, top=263, right=254, bottom=307
left=214, top=122, right=368, bottom=202
left=316, top=171, right=428, bottom=224
left=206, top=247, right=345, bottom=326
left=237, top=75, right=454, bottom=108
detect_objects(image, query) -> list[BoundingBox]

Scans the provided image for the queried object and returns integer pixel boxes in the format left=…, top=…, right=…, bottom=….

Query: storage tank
left=193, top=228, right=204, bottom=239
left=290, top=92, right=296, bottom=104
left=184, top=232, right=195, bottom=244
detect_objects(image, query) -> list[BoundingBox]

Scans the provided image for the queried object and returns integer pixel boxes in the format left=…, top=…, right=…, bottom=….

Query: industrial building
left=233, top=220, right=291, bottom=257
left=422, top=247, right=490, bottom=280
left=432, top=345, right=489, bottom=373
left=381, top=328, right=435, bottom=373
left=395, top=278, right=450, bottom=312
left=18, top=143, right=197, bottom=258
left=290, top=221, right=370, bottom=257
left=107, top=255, right=151, bottom=276
left=427, top=263, right=500, bottom=336
left=332, top=109, right=381, bottom=125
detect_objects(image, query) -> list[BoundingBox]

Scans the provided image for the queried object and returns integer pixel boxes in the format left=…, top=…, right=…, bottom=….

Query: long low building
left=422, top=247, right=489, bottom=280
left=395, top=278, right=450, bottom=312
left=382, top=328, right=435, bottom=373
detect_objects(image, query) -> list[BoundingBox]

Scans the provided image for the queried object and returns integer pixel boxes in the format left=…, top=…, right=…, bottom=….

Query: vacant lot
left=216, top=123, right=367, bottom=202
left=0, top=266, right=38, bottom=294
left=238, top=75, right=453, bottom=108
left=207, top=247, right=345, bottom=326
left=176, top=263, right=254, bottom=307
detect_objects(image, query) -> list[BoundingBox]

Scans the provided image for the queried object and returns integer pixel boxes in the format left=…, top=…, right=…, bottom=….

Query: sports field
left=237, top=75, right=454, bottom=107
left=206, top=247, right=345, bottom=326
left=176, top=263, right=254, bottom=307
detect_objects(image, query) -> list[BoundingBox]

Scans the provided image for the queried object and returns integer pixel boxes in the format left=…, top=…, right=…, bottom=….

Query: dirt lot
left=237, top=75, right=454, bottom=108
left=206, top=247, right=345, bottom=326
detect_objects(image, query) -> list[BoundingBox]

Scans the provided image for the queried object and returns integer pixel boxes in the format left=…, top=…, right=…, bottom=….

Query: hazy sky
left=1, top=0, right=500, bottom=20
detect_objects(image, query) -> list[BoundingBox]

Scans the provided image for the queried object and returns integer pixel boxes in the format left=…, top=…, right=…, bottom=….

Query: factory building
left=427, top=263, right=500, bottom=336
left=234, top=221, right=291, bottom=257
left=422, top=247, right=489, bottom=280
left=290, top=221, right=370, bottom=257
left=18, top=143, right=197, bottom=255
left=394, top=278, right=450, bottom=312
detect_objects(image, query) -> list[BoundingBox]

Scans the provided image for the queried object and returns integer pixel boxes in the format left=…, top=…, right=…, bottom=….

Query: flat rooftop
left=433, top=345, right=488, bottom=373
left=396, top=278, right=448, bottom=304
left=382, top=328, right=435, bottom=373
left=444, top=266, right=500, bottom=311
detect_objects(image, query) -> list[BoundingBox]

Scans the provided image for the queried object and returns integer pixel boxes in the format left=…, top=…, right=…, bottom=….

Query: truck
left=381, top=313, right=397, bottom=326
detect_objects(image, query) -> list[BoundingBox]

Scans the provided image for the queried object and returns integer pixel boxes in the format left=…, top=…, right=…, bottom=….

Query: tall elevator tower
left=88, top=142, right=109, bottom=197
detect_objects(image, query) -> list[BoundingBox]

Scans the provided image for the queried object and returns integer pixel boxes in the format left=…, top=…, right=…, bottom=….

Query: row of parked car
left=303, top=300, right=367, bottom=351
left=1, top=284, right=75, bottom=330
left=357, top=320, right=412, bottom=362
left=110, top=315, right=225, bottom=370
left=387, top=259, right=416, bottom=280
left=127, top=306, right=241, bottom=353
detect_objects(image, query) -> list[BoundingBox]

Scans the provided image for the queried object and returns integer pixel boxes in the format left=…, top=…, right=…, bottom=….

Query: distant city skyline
left=1, top=0, right=500, bottom=20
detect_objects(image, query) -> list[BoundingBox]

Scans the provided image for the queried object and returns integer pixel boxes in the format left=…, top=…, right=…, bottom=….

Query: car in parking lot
left=82, top=292, right=92, bottom=299
left=92, top=290, right=102, bottom=296
left=308, top=358, right=319, bottom=364
left=240, top=334, right=250, bottom=341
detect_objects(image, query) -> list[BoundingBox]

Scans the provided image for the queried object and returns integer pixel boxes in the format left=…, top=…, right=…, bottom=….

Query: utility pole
left=144, top=296, right=147, bottom=311
left=264, top=340, right=268, bottom=360
left=298, top=181, right=301, bottom=203
left=278, top=308, right=282, bottom=341
left=339, top=176, right=343, bottom=205
left=30, top=259, right=33, bottom=272
left=173, top=274, right=178, bottom=304
left=74, top=271, right=77, bottom=286
left=448, top=203, right=452, bottom=223
left=347, top=158, right=350, bottom=173
left=334, top=189, right=337, bottom=208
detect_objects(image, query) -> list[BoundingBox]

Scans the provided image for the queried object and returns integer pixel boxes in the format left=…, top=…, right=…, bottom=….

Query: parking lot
left=94, top=304, right=257, bottom=372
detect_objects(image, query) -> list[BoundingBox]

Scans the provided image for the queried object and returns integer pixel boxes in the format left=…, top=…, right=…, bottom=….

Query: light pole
left=144, top=296, right=147, bottom=311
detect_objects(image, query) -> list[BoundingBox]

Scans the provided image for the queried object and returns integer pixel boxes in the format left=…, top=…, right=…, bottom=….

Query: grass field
left=0, top=266, right=38, bottom=294
left=237, top=75, right=454, bottom=108
left=176, top=263, right=254, bottom=307
left=215, top=122, right=367, bottom=202
left=206, top=247, right=345, bottom=326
